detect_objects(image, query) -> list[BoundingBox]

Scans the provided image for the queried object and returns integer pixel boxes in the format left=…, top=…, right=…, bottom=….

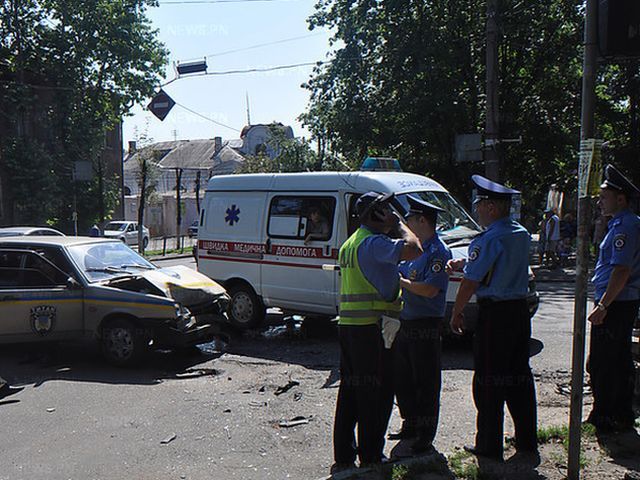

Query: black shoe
left=463, top=445, right=503, bottom=462
left=329, top=462, right=356, bottom=475
left=0, top=384, right=24, bottom=400
left=411, top=438, right=435, bottom=455
left=509, top=449, right=540, bottom=466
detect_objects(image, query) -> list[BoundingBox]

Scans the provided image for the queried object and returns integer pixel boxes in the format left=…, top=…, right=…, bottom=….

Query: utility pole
left=175, top=167, right=183, bottom=250
left=568, top=0, right=598, bottom=477
left=484, top=0, right=500, bottom=181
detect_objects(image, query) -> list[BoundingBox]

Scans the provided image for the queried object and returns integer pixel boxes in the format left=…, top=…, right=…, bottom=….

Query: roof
left=123, top=138, right=247, bottom=173
left=0, top=236, right=122, bottom=247
left=206, top=171, right=447, bottom=194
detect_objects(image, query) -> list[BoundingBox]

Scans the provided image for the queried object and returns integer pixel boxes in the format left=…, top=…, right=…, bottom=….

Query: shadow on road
left=1, top=341, right=224, bottom=389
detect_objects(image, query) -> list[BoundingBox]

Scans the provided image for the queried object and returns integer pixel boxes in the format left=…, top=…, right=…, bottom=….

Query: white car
left=0, top=237, right=230, bottom=365
left=0, top=226, right=65, bottom=237
left=103, top=221, right=150, bottom=249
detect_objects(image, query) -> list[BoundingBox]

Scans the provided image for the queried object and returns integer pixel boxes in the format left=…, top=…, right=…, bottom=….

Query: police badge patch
left=431, top=259, right=444, bottom=273
left=613, top=233, right=626, bottom=250
left=30, top=305, right=56, bottom=335
left=469, top=246, right=480, bottom=262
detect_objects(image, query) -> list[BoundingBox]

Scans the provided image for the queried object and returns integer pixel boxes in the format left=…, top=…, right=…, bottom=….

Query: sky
left=122, top=0, right=332, bottom=147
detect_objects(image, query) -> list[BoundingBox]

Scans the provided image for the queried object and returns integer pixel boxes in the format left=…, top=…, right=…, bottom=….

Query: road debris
left=279, top=415, right=311, bottom=428
left=160, top=433, right=177, bottom=444
left=175, top=368, right=220, bottom=379
left=224, top=426, right=231, bottom=439
left=46, top=408, right=55, bottom=413
left=274, top=380, right=300, bottom=396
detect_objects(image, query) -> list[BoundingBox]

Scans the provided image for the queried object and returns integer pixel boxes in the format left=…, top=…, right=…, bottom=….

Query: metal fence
left=146, top=235, right=197, bottom=255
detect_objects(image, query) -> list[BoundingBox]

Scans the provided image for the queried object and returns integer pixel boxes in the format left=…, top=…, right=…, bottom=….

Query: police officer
left=0, top=376, right=23, bottom=401
left=447, top=175, right=537, bottom=462
left=332, top=191, right=422, bottom=474
left=587, top=164, right=640, bottom=432
left=390, top=196, right=452, bottom=454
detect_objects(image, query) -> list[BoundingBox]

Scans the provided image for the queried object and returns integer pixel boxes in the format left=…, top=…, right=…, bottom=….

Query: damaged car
left=0, top=237, right=230, bottom=366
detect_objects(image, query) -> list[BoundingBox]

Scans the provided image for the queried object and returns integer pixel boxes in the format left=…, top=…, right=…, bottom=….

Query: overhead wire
left=173, top=101, right=242, bottom=132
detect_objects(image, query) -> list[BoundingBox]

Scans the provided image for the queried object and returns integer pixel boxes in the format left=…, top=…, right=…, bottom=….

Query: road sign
left=454, top=134, right=483, bottom=163
left=73, top=161, right=93, bottom=181
left=147, top=89, right=176, bottom=121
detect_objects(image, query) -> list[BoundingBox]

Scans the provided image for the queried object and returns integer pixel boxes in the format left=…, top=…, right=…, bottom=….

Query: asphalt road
left=0, top=256, right=596, bottom=480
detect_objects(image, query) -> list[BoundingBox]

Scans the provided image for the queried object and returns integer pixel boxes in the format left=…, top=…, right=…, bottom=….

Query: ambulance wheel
left=227, top=284, right=265, bottom=329
left=101, top=318, right=147, bottom=366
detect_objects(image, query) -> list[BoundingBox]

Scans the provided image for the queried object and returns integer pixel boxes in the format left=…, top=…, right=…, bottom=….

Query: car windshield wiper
left=85, top=266, right=129, bottom=274
left=120, top=263, right=154, bottom=270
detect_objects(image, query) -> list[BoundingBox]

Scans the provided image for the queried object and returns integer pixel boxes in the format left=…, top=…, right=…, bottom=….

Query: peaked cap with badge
left=404, top=195, right=444, bottom=223
left=600, top=164, right=640, bottom=198
left=471, top=175, right=520, bottom=204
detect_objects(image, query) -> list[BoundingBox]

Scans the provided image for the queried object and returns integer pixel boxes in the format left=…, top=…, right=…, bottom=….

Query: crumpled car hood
left=138, top=265, right=227, bottom=306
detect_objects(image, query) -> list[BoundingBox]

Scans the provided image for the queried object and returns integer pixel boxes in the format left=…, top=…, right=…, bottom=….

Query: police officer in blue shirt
left=587, top=164, right=640, bottom=432
left=332, top=192, right=423, bottom=474
left=390, top=196, right=452, bottom=454
left=447, top=175, right=537, bottom=462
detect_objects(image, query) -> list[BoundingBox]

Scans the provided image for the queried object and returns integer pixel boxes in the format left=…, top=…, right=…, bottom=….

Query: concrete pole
left=484, top=0, right=500, bottom=181
left=568, top=0, right=598, bottom=477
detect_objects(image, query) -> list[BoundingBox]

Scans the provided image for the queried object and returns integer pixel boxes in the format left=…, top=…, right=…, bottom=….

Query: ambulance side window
left=268, top=196, right=335, bottom=241
left=347, top=194, right=362, bottom=236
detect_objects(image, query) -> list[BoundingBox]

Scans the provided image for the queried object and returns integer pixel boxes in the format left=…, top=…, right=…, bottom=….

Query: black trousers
left=587, top=299, right=639, bottom=427
left=473, top=299, right=537, bottom=456
left=333, top=324, right=394, bottom=464
left=392, top=318, right=442, bottom=443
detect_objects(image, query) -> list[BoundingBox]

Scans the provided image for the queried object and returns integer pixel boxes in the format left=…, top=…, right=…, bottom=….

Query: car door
left=126, top=223, right=137, bottom=245
left=0, top=249, right=84, bottom=343
left=260, top=194, right=339, bottom=315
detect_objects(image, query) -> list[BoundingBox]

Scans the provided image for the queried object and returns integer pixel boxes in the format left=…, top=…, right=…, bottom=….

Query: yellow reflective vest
left=338, top=227, right=402, bottom=326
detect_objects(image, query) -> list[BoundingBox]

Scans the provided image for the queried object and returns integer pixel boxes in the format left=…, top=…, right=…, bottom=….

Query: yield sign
left=147, top=89, right=175, bottom=121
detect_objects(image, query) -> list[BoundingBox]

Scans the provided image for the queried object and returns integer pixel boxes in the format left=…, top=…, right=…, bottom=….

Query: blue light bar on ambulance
left=360, top=157, right=403, bottom=172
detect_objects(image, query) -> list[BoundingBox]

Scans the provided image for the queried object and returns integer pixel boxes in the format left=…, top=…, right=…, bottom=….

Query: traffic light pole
left=568, top=0, right=598, bottom=477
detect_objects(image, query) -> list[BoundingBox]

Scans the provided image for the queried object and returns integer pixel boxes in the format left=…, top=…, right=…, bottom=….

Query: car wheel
left=101, top=318, right=147, bottom=366
left=143, top=237, right=149, bottom=249
left=227, top=284, right=265, bottom=329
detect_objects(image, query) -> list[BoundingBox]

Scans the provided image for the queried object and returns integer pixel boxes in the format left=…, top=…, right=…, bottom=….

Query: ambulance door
left=0, top=249, right=83, bottom=343
left=261, top=194, right=339, bottom=315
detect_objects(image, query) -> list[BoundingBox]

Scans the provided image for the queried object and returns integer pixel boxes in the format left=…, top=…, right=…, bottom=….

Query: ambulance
left=197, top=160, right=539, bottom=329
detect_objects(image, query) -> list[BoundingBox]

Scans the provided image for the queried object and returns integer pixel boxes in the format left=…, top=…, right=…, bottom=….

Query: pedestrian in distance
left=586, top=164, right=640, bottom=433
left=0, top=376, right=23, bottom=401
left=390, top=195, right=452, bottom=456
left=542, top=208, right=561, bottom=268
left=332, top=191, right=422, bottom=475
left=447, top=175, right=538, bottom=463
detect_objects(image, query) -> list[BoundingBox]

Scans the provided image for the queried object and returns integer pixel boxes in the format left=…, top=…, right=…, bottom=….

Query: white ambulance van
left=197, top=168, right=539, bottom=329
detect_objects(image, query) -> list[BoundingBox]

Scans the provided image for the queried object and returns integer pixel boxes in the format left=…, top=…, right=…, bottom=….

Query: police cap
left=600, top=164, right=640, bottom=198
left=355, top=191, right=395, bottom=219
left=471, top=174, right=520, bottom=204
left=404, top=195, right=444, bottom=223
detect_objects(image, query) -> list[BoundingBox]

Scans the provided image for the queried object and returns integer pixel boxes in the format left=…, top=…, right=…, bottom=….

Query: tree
left=0, top=0, right=168, bottom=231
left=301, top=0, right=638, bottom=220
left=133, top=131, right=159, bottom=254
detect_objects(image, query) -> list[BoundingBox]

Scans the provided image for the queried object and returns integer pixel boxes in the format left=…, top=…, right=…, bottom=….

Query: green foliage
left=238, top=124, right=348, bottom=173
left=0, top=0, right=167, bottom=230
left=447, top=450, right=481, bottom=480
left=302, top=0, right=640, bottom=221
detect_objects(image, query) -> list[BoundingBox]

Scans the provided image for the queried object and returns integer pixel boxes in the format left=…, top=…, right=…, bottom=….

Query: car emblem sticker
left=225, top=205, right=241, bottom=226
left=30, top=305, right=56, bottom=335
left=613, top=233, right=626, bottom=250
left=469, top=246, right=480, bottom=262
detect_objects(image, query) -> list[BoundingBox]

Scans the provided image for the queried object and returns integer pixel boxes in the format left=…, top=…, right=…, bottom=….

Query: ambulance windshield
left=398, top=192, right=480, bottom=241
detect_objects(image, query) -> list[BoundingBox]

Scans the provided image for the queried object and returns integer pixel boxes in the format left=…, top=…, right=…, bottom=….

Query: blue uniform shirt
left=358, top=227, right=405, bottom=301
left=464, top=217, right=530, bottom=300
left=399, top=234, right=452, bottom=320
left=592, top=209, right=640, bottom=302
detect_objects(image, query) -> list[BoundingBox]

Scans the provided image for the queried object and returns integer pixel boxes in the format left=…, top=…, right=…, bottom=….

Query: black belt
left=477, top=297, right=526, bottom=307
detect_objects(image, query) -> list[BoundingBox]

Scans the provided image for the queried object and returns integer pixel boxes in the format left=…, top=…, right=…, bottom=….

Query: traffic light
left=598, top=0, right=640, bottom=58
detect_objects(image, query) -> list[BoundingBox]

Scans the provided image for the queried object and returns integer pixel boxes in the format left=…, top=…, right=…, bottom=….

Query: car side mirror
left=67, top=277, right=81, bottom=290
